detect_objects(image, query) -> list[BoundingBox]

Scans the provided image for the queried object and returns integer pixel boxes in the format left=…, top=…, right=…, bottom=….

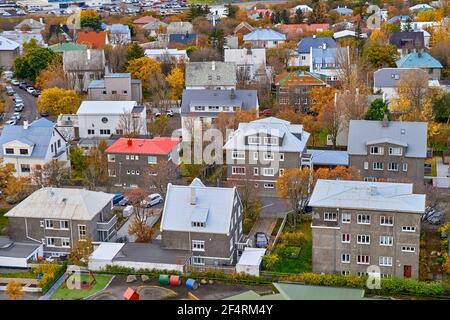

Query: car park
left=140, top=193, right=163, bottom=208
left=254, top=232, right=269, bottom=248
left=19, top=82, right=28, bottom=90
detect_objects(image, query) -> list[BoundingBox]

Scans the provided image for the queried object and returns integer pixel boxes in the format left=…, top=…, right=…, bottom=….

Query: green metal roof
left=48, top=42, right=87, bottom=53
left=274, top=283, right=365, bottom=300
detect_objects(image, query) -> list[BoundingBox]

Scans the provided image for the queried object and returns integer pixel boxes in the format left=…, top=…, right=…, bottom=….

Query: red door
left=404, top=265, right=412, bottom=278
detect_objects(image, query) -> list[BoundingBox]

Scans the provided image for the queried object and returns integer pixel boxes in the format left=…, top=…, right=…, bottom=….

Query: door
left=404, top=265, right=412, bottom=278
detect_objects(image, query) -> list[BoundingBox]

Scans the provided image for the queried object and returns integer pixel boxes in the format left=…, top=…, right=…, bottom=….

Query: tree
left=148, top=71, right=171, bottom=110
left=80, top=12, right=102, bottom=31
left=37, top=88, right=81, bottom=116
left=13, top=40, right=55, bottom=80
left=35, top=59, right=69, bottom=90
left=391, top=69, right=429, bottom=117
left=126, top=188, right=154, bottom=242
left=31, top=160, right=69, bottom=187
left=4, top=176, right=29, bottom=203
left=431, top=90, right=450, bottom=123
left=126, top=42, right=145, bottom=63
left=166, top=66, right=184, bottom=100
left=208, top=28, right=224, bottom=52
left=226, top=179, right=261, bottom=231
left=262, top=253, right=279, bottom=269
left=362, top=43, right=399, bottom=69
left=308, top=0, right=327, bottom=24
left=0, top=158, right=16, bottom=191
left=69, top=238, right=93, bottom=267
left=117, top=111, right=145, bottom=138
left=126, top=57, right=162, bottom=92
left=188, top=5, right=210, bottom=20
left=84, top=140, right=108, bottom=189
left=294, top=8, right=305, bottom=24
left=69, top=147, right=88, bottom=180
left=145, top=160, right=178, bottom=198
left=104, top=44, right=128, bottom=73
left=5, top=280, right=23, bottom=300
left=189, top=47, right=222, bottom=62
left=365, top=99, right=389, bottom=120
left=318, top=95, right=344, bottom=149
left=314, top=166, right=361, bottom=181
left=308, top=86, right=335, bottom=115
left=226, top=4, right=239, bottom=18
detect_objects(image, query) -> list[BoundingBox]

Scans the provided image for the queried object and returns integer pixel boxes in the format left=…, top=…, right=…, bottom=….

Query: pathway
left=248, top=218, right=277, bottom=246
left=434, top=157, right=450, bottom=188
left=39, top=273, right=66, bottom=300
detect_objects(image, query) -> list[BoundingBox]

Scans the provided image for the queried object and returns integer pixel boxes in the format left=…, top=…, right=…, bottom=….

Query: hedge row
left=41, top=263, right=67, bottom=294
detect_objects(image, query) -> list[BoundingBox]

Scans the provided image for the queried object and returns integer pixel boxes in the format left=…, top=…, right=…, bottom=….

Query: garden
left=51, top=274, right=112, bottom=300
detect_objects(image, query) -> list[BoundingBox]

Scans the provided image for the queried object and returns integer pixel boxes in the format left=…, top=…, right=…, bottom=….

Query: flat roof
left=0, top=237, right=41, bottom=259
left=237, top=248, right=266, bottom=266
left=91, top=242, right=124, bottom=261
left=307, top=149, right=349, bottom=166
left=113, top=241, right=190, bottom=265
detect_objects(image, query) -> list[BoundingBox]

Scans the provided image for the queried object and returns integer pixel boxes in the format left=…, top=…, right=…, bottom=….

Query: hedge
left=41, top=263, right=68, bottom=294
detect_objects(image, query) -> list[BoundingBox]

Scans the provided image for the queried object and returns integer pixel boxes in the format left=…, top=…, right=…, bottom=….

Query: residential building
left=87, top=73, right=142, bottom=103
left=133, top=15, right=161, bottom=26
left=144, top=48, right=189, bottom=63
left=291, top=5, right=313, bottom=13
left=181, top=89, right=259, bottom=140
left=296, top=36, right=337, bottom=67
left=5, top=187, right=117, bottom=257
left=332, top=6, right=353, bottom=16
left=76, top=100, right=147, bottom=139
left=105, top=137, right=181, bottom=189
left=347, top=119, right=427, bottom=185
left=161, top=178, right=245, bottom=266
left=387, top=15, right=411, bottom=25
left=247, top=9, right=273, bottom=20
left=167, top=21, right=193, bottom=35
left=309, top=179, right=425, bottom=279
left=275, top=70, right=327, bottom=112
left=142, top=20, right=168, bottom=37
left=224, top=48, right=267, bottom=82
left=76, top=30, right=109, bottom=49
left=333, top=30, right=368, bottom=40
left=14, top=18, right=44, bottom=33
left=395, top=52, right=443, bottom=80
left=48, top=42, right=87, bottom=54
left=0, top=236, right=43, bottom=268
left=389, top=32, right=424, bottom=56
left=234, top=21, right=254, bottom=36
left=104, top=24, right=131, bottom=45
left=243, top=28, right=286, bottom=49
left=310, top=46, right=349, bottom=83
left=373, top=68, right=428, bottom=100
left=185, top=61, right=237, bottom=90
left=168, top=33, right=197, bottom=46
left=223, top=117, right=310, bottom=196
left=409, top=3, right=433, bottom=12
left=0, top=118, right=69, bottom=177
left=0, top=36, right=20, bottom=69
left=209, top=5, right=228, bottom=19
left=63, top=49, right=107, bottom=92
left=0, top=30, right=45, bottom=49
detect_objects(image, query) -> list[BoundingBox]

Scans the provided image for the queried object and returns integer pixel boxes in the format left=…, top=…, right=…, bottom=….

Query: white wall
left=236, top=264, right=260, bottom=277
left=88, top=260, right=184, bottom=273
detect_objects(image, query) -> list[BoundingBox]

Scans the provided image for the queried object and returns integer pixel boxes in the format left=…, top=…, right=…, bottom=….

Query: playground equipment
left=186, top=278, right=199, bottom=290
left=123, top=287, right=140, bottom=300
left=61, top=266, right=96, bottom=289
left=169, top=275, right=181, bottom=286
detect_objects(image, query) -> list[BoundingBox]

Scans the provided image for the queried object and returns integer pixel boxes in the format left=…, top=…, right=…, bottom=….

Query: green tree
left=208, top=28, right=224, bottom=51
left=188, top=5, right=209, bottom=20
left=13, top=40, right=55, bottom=80
left=364, top=99, right=389, bottom=120
left=363, top=43, right=399, bottom=69
left=431, top=90, right=450, bottom=123
left=69, top=147, right=88, bottom=179
left=126, top=42, right=144, bottom=63
left=226, top=4, right=239, bottom=18
left=80, top=15, right=102, bottom=31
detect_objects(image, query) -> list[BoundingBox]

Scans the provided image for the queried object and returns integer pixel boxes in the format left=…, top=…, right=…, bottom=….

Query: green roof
left=48, top=42, right=87, bottom=53
left=223, top=290, right=284, bottom=300
left=396, top=52, right=443, bottom=69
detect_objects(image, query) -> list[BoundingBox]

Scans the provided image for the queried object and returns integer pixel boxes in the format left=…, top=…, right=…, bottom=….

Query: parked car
left=112, top=192, right=124, bottom=205
left=6, top=119, right=17, bottom=125
left=123, top=205, right=134, bottom=217
left=12, top=112, right=21, bottom=121
left=5, top=86, right=14, bottom=96
left=26, top=86, right=36, bottom=94
left=154, top=110, right=174, bottom=117
left=14, top=104, right=24, bottom=112
left=32, top=89, right=41, bottom=97
left=140, top=193, right=163, bottom=208
left=254, top=232, right=269, bottom=248
left=11, top=79, right=20, bottom=86
left=118, top=197, right=129, bottom=206
left=19, top=82, right=28, bottom=90
left=116, top=235, right=128, bottom=243
left=40, top=112, right=49, bottom=117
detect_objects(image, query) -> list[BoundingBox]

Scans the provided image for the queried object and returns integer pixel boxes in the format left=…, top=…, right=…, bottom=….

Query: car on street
left=12, top=112, right=22, bottom=121
left=260, top=109, right=273, bottom=117
left=26, top=86, right=36, bottom=94
left=11, top=79, right=20, bottom=86
left=140, top=193, right=164, bottom=208
left=118, top=197, right=129, bottom=206
left=154, top=109, right=174, bottom=117
left=5, top=86, right=14, bottom=96
left=254, top=232, right=269, bottom=248
left=6, top=118, right=17, bottom=125
left=19, top=82, right=28, bottom=90
left=32, top=89, right=41, bottom=97
left=14, top=104, right=24, bottom=112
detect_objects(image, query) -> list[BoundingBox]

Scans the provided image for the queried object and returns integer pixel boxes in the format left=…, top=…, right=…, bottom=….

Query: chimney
left=190, top=188, right=196, bottom=205
left=211, top=61, right=216, bottom=71
left=87, top=49, right=91, bottom=60
left=23, top=120, right=29, bottom=130
left=127, top=138, right=133, bottom=146
left=322, top=42, right=327, bottom=50
left=230, top=88, right=236, bottom=99
left=382, top=113, right=389, bottom=127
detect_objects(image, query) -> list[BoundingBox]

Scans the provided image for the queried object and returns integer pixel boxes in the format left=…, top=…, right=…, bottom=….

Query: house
left=223, top=117, right=310, bottom=196
left=161, top=178, right=245, bottom=266
left=167, top=21, right=193, bottom=35
left=409, top=4, right=433, bottom=12
left=333, top=30, right=367, bottom=40
left=309, top=179, right=425, bottom=279
left=0, top=30, right=45, bottom=49
left=87, top=73, right=142, bottom=103
left=395, top=52, right=443, bottom=80
left=276, top=24, right=329, bottom=39
left=347, top=119, right=428, bottom=185
left=142, top=20, right=168, bottom=37
left=332, top=6, right=353, bottom=16
left=76, top=100, right=147, bottom=139
left=243, top=28, right=286, bottom=49
left=169, top=33, right=197, bottom=46
left=0, top=35, right=20, bottom=69
left=400, top=21, right=440, bottom=32
left=247, top=9, right=273, bottom=20
left=133, top=15, right=161, bottom=26
left=296, top=36, right=337, bottom=67
left=76, top=30, right=109, bottom=49
left=310, top=46, right=349, bottom=83
left=5, top=187, right=117, bottom=257
left=104, top=24, right=131, bottom=45
left=291, top=4, right=313, bottom=13
left=48, top=42, right=87, bottom=54
left=373, top=68, right=428, bottom=100
left=181, top=89, right=259, bottom=140
left=105, top=137, right=181, bottom=189
left=389, top=32, right=424, bottom=56
left=0, top=236, right=43, bottom=268
left=63, top=49, right=106, bottom=92
left=224, top=35, right=239, bottom=49
left=0, top=118, right=69, bottom=177
left=48, top=24, right=72, bottom=42
left=275, top=70, right=327, bottom=112
left=144, top=48, right=189, bottom=63
left=14, top=18, right=44, bottom=33
left=224, top=48, right=267, bottom=82
left=235, top=247, right=266, bottom=276
left=234, top=21, right=254, bottom=36
left=185, top=61, right=237, bottom=90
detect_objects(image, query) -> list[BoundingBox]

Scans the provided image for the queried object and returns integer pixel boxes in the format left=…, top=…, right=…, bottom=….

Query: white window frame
left=232, top=166, right=246, bottom=175
left=379, top=256, right=393, bottom=266
left=402, top=163, right=408, bottom=172
left=357, top=234, right=370, bottom=245
left=279, top=168, right=285, bottom=176
left=107, top=154, right=116, bottom=162
left=324, top=212, right=337, bottom=221
left=341, top=213, right=351, bottom=224
left=192, top=240, right=205, bottom=252
left=262, top=167, right=275, bottom=176
left=380, top=216, right=393, bottom=226
left=248, top=136, right=260, bottom=145
left=78, top=225, right=87, bottom=240
left=263, top=152, right=275, bottom=161
left=370, top=146, right=384, bottom=155
left=389, top=147, right=402, bottom=156
left=379, top=235, right=393, bottom=246
left=61, top=238, right=70, bottom=248
left=148, top=156, right=157, bottom=164
left=279, top=153, right=284, bottom=161
left=401, top=246, right=415, bottom=252
left=192, top=256, right=205, bottom=265
left=402, top=226, right=416, bottom=232
left=232, top=150, right=245, bottom=160
left=357, top=255, right=370, bottom=265
left=253, top=167, right=259, bottom=176
left=357, top=214, right=371, bottom=225
left=364, top=162, right=369, bottom=170
left=263, top=183, right=274, bottom=189
left=341, top=253, right=350, bottom=263
left=264, top=137, right=278, bottom=146
left=388, top=162, right=399, bottom=171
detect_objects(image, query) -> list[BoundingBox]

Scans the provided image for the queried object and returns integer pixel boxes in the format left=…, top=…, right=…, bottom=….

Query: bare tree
left=117, top=110, right=145, bottom=137
left=126, top=188, right=154, bottom=242
left=145, top=160, right=179, bottom=198
left=416, top=183, right=449, bottom=223
left=148, top=72, right=171, bottom=112
left=31, top=160, right=70, bottom=187
left=395, top=69, right=429, bottom=115
left=104, top=44, right=128, bottom=73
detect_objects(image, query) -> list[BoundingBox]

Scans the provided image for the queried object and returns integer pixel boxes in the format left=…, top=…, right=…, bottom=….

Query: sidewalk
left=434, top=157, right=450, bottom=188
left=39, top=273, right=66, bottom=300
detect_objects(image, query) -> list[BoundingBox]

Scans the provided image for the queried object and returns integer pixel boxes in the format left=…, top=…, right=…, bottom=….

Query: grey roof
left=113, top=241, right=189, bottom=264
left=312, top=47, right=346, bottom=65
left=244, top=28, right=286, bottom=41
left=307, top=149, right=349, bottom=166
left=274, top=283, right=365, bottom=300
left=167, top=21, right=193, bottom=34
left=309, top=180, right=426, bottom=213
left=0, top=35, right=20, bottom=51
left=347, top=120, right=428, bottom=158
left=0, top=118, right=56, bottom=158
left=389, top=32, right=424, bottom=49
left=332, top=6, right=353, bottom=15
left=161, top=179, right=239, bottom=234
left=15, top=18, right=44, bottom=31
left=88, top=79, right=105, bottom=89
left=5, top=187, right=115, bottom=220
left=373, top=68, right=426, bottom=88
left=0, top=237, right=41, bottom=259
left=297, top=36, right=337, bottom=53
left=63, top=49, right=105, bottom=71
left=185, top=61, right=237, bottom=87
left=142, top=20, right=168, bottom=31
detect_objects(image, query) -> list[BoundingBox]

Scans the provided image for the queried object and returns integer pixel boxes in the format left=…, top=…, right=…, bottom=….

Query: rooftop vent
left=190, top=187, right=196, bottom=205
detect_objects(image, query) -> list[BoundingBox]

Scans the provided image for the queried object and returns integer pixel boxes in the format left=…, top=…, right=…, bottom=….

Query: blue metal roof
left=169, top=33, right=197, bottom=44
left=243, top=28, right=286, bottom=41
left=333, top=6, right=353, bottom=15
left=297, top=36, right=337, bottom=53
left=387, top=15, right=411, bottom=24
left=396, top=52, right=443, bottom=69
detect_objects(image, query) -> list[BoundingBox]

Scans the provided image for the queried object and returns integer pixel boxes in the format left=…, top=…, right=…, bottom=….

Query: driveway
left=260, top=197, right=290, bottom=218
left=433, top=157, right=450, bottom=188
left=248, top=218, right=277, bottom=247
left=116, top=207, right=162, bottom=242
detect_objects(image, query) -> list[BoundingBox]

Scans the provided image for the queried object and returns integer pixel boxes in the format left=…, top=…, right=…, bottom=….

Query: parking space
left=2, top=80, right=40, bottom=129
left=247, top=218, right=277, bottom=247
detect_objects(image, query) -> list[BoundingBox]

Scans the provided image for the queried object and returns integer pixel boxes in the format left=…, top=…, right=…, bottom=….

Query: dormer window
left=248, top=136, right=260, bottom=145
left=192, top=221, right=205, bottom=228
left=5, top=148, right=14, bottom=155
left=20, top=148, right=28, bottom=155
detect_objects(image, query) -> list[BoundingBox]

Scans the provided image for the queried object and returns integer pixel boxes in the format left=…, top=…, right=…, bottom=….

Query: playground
left=51, top=270, right=113, bottom=300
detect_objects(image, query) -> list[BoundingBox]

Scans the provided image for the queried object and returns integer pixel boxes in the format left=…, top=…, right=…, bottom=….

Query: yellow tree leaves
left=165, top=66, right=184, bottom=100
left=416, top=9, right=444, bottom=22
left=126, top=57, right=162, bottom=91
left=5, top=280, right=23, bottom=300
left=35, top=60, right=67, bottom=90
left=309, top=86, right=335, bottom=114
left=37, top=88, right=81, bottom=115
left=68, top=238, right=93, bottom=267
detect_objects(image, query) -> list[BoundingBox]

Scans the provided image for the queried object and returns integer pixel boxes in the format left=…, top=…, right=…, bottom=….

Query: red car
left=260, top=109, right=273, bottom=117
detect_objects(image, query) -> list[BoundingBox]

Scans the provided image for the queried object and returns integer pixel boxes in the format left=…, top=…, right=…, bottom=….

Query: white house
left=224, top=48, right=267, bottom=82
left=144, top=48, right=189, bottom=62
left=0, top=118, right=69, bottom=177
left=209, top=5, right=228, bottom=19
left=291, top=4, right=312, bottom=13
left=76, top=101, right=147, bottom=139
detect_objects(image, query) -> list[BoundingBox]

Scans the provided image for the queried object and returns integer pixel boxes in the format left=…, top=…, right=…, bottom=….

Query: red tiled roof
left=76, top=31, right=108, bottom=49
left=133, top=16, right=158, bottom=24
left=276, top=24, right=329, bottom=34
left=106, top=137, right=181, bottom=155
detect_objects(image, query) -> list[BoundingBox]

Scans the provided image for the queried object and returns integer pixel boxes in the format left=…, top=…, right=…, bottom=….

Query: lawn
left=0, top=270, right=36, bottom=279
left=51, top=275, right=112, bottom=300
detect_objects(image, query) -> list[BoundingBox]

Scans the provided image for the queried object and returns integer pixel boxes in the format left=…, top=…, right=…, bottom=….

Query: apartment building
left=309, top=179, right=425, bottom=279
left=88, top=73, right=142, bottom=103
left=185, top=61, right=237, bottom=90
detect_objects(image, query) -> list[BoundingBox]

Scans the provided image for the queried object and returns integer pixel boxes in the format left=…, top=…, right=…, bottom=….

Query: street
left=2, top=82, right=39, bottom=129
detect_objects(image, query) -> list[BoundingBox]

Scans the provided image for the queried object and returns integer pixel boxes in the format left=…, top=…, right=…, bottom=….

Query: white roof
left=223, top=117, right=310, bottom=152
left=5, top=187, right=115, bottom=220
left=224, top=48, right=266, bottom=66
left=90, top=242, right=124, bottom=261
left=237, top=247, right=266, bottom=266
left=0, top=35, right=20, bottom=51
left=161, top=179, right=239, bottom=234
left=333, top=30, right=367, bottom=39
left=145, top=48, right=188, bottom=56
left=77, top=100, right=137, bottom=115
left=309, top=180, right=426, bottom=213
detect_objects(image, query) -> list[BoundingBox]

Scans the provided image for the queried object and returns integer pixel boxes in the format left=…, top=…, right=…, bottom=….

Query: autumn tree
left=126, top=188, right=154, bottom=242
left=80, top=11, right=102, bottom=31
left=189, top=47, right=222, bottom=62
left=308, top=0, right=327, bottom=24
left=35, top=59, right=69, bottom=90
left=104, top=44, right=128, bottom=73
left=362, top=43, right=399, bottom=69
left=391, top=69, right=429, bottom=117
left=309, top=86, right=335, bottom=114
left=318, top=95, right=344, bottom=149
left=5, top=280, right=23, bottom=300
left=68, top=238, right=93, bottom=267
left=126, top=57, right=162, bottom=92
left=30, top=160, right=69, bottom=187
left=166, top=66, right=185, bottom=101
left=0, top=158, right=16, bottom=191
left=37, top=88, right=81, bottom=115
left=145, top=160, right=179, bottom=198
left=4, top=176, right=29, bottom=203
left=117, top=111, right=145, bottom=137
left=84, top=140, right=108, bottom=190
left=148, top=71, right=171, bottom=111
left=314, top=166, right=361, bottom=181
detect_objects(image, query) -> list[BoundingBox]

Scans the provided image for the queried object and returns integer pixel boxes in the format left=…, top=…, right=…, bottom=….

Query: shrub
left=279, top=231, right=306, bottom=246
left=262, top=254, right=280, bottom=270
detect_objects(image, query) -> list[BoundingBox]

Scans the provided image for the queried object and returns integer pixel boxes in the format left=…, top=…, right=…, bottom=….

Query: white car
left=123, top=205, right=134, bottom=218
left=11, top=79, right=20, bottom=86
left=140, top=193, right=163, bottom=208
left=26, top=87, right=35, bottom=94
left=6, top=119, right=17, bottom=125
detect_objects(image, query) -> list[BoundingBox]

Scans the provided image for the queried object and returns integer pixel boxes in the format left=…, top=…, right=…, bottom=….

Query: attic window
left=192, top=221, right=205, bottom=228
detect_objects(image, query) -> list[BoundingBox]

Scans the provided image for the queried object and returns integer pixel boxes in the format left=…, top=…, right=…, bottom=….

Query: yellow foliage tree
left=416, top=9, right=444, bottom=22
left=37, top=88, right=81, bottom=115
left=35, top=60, right=67, bottom=90
left=126, top=57, right=162, bottom=92
left=4, top=176, right=29, bottom=198
left=309, top=86, right=335, bottom=114
left=69, top=238, right=93, bottom=266
left=165, top=66, right=184, bottom=100
left=277, top=167, right=313, bottom=215
left=369, top=28, right=389, bottom=44
left=5, top=280, right=23, bottom=300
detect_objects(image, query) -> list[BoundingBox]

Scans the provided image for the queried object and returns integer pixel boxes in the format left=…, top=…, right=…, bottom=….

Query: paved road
left=2, top=82, right=39, bottom=128
left=260, top=197, right=290, bottom=218
left=248, top=217, right=277, bottom=246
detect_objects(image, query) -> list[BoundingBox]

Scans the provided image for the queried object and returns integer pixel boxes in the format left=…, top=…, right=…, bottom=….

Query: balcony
left=301, top=153, right=312, bottom=168
left=97, top=215, right=117, bottom=232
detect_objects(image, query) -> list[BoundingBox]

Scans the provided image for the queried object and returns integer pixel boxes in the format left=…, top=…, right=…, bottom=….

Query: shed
left=88, top=242, right=124, bottom=271
left=0, top=237, right=43, bottom=268
left=236, top=247, right=266, bottom=277
left=123, top=287, right=140, bottom=300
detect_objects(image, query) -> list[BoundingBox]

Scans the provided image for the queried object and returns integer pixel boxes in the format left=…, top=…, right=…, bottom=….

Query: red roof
left=123, top=288, right=139, bottom=300
left=133, top=16, right=159, bottom=24
left=76, top=31, right=108, bottom=49
left=276, top=24, right=329, bottom=34
left=106, top=137, right=181, bottom=155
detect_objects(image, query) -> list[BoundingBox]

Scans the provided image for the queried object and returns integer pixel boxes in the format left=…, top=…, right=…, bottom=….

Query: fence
left=269, top=213, right=290, bottom=253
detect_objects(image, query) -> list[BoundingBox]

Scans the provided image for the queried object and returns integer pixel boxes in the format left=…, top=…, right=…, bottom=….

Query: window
left=5, top=148, right=14, bottom=154
left=102, top=90, right=107, bottom=95
left=341, top=270, right=350, bottom=276
left=192, top=240, right=205, bottom=252
left=232, top=167, right=245, bottom=175
left=262, top=168, right=275, bottom=176
left=341, top=254, right=350, bottom=263
left=341, top=213, right=351, bottom=223
left=108, top=169, right=116, bottom=177
left=364, top=162, right=369, bottom=170
left=357, top=214, right=370, bottom=224
left=379, top=235, right=393, bottom=246
left=341, top=233, right=350, bottom=243
left=78, top=225, right=86, bottom=240
left=373, top=162, right=384, bottom=170
left=379, top=256, right=392, bottom=266
left=388, top=163, right=399, bottom=171
left=57, top=140, right=61, bottom=148
left=135, top=155, right=139, bottom=161
left=192, top=221, right=205, bottom=228
left=280, top=153, right=284, bottom=161
left=357, top=272, right=368, bottom=277
left=126, top=170, right=131, bottom=175
left=194, top=106, right=205, bottom=111
left=357, top=255, right=370, bottom=265
left=389, top=147, right=402, bottom=156
left=192, top=257, right=205, bottom=265
left=324, top=212, right=337, bottom=221
left=136, top=170, right=140, bottom=176
left=87, top=129, right=94, bottom=135
left=61, top=238, right=70, bottom=248
left=130, top=155, right=135, bottom=160
left=370, top=146, right=384, bottom=155
left=263, top=152, right=274, bottom=161
left=279, top=168, right=285, bottom=176
left=123, top=90, right=128, bottom=94
left=401, top=246, right=415, bottom=252
left=230, top=238, right=233, bottom=251
left=253, top=167, right=259, bottom=176
left=232, top=151, right=245, bottom=160
left=402, top=163, right=408, bottom=172
left=21, top=164, right=31, bottom=173
left=264, top=137, right=278, bottom=145
left=380, top=216, right=393, bottom=226
left=60, top=220, right=69, bottom=230
left=20, top=148, right=28, bottom=155
left=112, top=90, right=117, bottom=94
left=45, top=220, right=55, bottom=229
left=46, top=237, right=55, bottom=247
left=107, top=154, right=115, bottom=162
left=402, top=226, right=416, bottom=232
left=263, top=183, right=274, bottom=189
left=248, top=136, right=260, bottom=145
left=148, top=156, right=157, bottom=164
left=357, top=234, right=370, bottom=244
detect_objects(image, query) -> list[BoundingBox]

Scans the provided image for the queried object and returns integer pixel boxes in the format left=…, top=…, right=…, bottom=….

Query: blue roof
left=307, top=149, right=349, bottom=166
left=169, top=33, right=197, bottom=44
left=243, top=28, right=286, bottom=41
left=297, top=36, right=337, bottom=53
left=333, top=6, right=353, bottom=15
left=0, top=118, right=56, bottom=158
left=396, top=52, right=443, bottom=69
